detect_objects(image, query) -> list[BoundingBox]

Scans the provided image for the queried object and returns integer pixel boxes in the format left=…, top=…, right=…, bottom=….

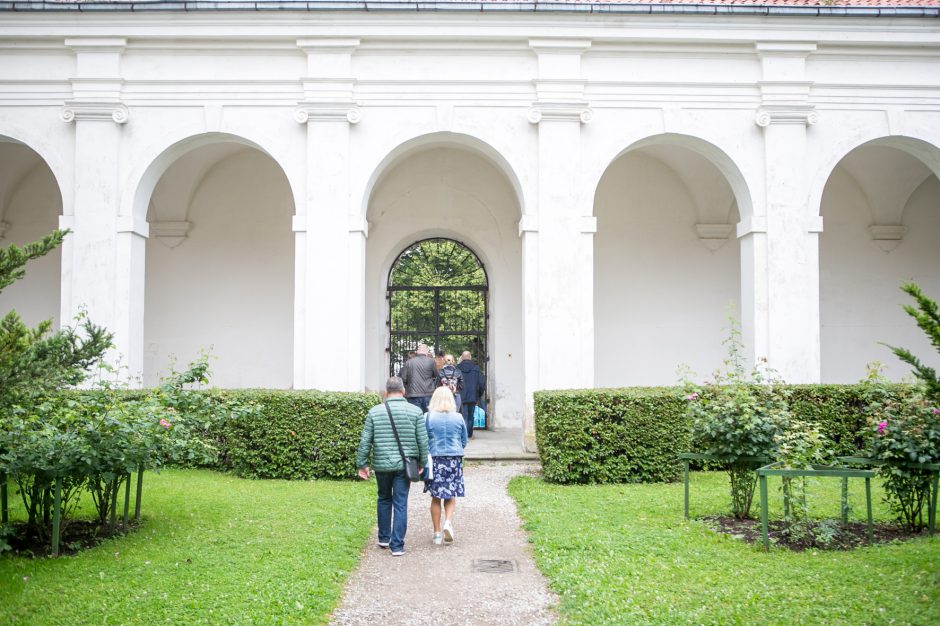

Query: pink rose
left=932, top=408, right=939, bottom=415
left=159, top=418, right=172, bottom=430
left=687, top=392, right=699, bottom=401
left=877, top=420, right=887, bottom=434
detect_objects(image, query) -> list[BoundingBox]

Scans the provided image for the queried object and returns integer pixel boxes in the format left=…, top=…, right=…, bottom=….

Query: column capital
left=755, top=105, right=817, bottom=128
left=294, top=102, right=361, bottom=125
left=736, top=215, right=768, bottom=237
left=528, top=104, right=592, bottom=125
left=518, top=214, right=539, bottom=236
left=62, top=101, right=129, bottom=124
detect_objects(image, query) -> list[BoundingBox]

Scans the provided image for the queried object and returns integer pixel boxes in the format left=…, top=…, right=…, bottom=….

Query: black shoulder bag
left=384, top=402, right=422, bottom=482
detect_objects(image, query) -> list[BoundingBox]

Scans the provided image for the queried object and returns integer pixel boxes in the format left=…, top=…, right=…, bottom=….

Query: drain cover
left=472, top=559, right=516, bottom=573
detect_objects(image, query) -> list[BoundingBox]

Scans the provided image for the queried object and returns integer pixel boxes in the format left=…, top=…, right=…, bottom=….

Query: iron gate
left=386, top=239, right=488, bottom=417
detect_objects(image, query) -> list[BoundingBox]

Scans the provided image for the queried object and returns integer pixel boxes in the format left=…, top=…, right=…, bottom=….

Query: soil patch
left=3, top=520, right=139, bottom=558
left=701, top=515, right=929, bottom=551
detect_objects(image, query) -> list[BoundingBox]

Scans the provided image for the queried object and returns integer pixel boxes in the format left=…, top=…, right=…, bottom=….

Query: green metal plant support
left=678, top=453, right=770, bottom=519
left=1, top=473, right=7, bottom=524
left=838, top=456, right=939, bottom=536
left=134, top=465, right=144, bottom=522
left=51, top=477, right=62, bottom=557
left=757, top=462, right=877, bottom=551
left=123, top=472, right=131, bottom=528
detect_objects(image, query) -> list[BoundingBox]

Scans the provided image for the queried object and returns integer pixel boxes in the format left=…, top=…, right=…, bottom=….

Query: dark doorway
left=387, top=238, right=488, bottom=421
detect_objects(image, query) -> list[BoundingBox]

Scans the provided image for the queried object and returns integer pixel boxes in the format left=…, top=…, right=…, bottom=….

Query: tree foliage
left=0, top=230, right=112, bottom=415
left=885, top=281, right=940, bottom=403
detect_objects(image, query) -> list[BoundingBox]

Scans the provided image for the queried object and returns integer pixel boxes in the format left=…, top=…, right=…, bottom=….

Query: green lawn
left=510, top=472, right=940, bottom=626
left=1, top=469, right=375, bottom=625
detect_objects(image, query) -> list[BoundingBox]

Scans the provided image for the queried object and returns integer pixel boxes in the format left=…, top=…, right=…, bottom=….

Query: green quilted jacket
left=356, top=397, right=429, bottom=472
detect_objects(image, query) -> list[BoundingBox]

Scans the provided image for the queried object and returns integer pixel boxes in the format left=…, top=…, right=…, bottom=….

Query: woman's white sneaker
left=432, top=532, right=443, bottom=545
left=442, top=520, right=454, bottom=543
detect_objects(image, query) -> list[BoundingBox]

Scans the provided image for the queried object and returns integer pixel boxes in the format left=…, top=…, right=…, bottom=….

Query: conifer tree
left=0, top=230, right=112, bottom=411
left=885, top=282, right=940, bottom=403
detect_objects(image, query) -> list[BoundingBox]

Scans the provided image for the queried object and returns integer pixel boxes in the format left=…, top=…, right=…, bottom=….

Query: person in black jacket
left=456, top=351, right=485, bottom=437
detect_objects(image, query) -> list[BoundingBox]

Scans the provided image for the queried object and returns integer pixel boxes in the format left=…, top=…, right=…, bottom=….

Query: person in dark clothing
left=456, top=350, right=485, bottom=437
left=437, top=353, right=464, bottom=406
left=398, top=343, right=438, bottom=413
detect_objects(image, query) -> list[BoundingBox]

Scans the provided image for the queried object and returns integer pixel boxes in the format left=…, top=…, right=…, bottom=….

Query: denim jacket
left=425, top=410, right=468, bottom=457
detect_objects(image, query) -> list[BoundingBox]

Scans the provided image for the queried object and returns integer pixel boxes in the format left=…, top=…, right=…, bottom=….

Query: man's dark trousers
left=407, top=396, right=430, bottom=413
left=461, top=402, right=476, bottom=437
left=375, top=470, right=410, bottom=552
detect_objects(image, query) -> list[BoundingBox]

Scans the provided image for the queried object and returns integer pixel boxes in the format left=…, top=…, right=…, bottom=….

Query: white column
left=292, top=38, right=364, bottom=391
left=60, top=38, right=143, bottom=381
left=522, top=39, right=596, bottom=448
left=742, top=43, right=822, bottom=383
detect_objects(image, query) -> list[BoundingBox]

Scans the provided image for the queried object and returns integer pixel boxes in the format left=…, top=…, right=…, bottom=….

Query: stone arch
left=809, top=134, right=940, bottom=223
left=363, top=138, right=524, bottom=429
left=588, top=132, right=755, bottom=223
left=123, top=130, right=302, bottom=225
left=140, top=134, right=296, bottom=388
left=361, top=131, right=527, bottom=222
left=0, top=126, right=70, bottom=217
left=818, top=134, right=940, bottom=383
left=592, top=132, right=744, bottom=387
left=0, top=135, right=65, bottom=328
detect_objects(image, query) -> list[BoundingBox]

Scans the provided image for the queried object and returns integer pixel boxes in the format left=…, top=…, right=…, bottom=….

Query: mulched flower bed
left=3, top=520, right=139, bottom=558
left=701, top=515, right=929, bottom=551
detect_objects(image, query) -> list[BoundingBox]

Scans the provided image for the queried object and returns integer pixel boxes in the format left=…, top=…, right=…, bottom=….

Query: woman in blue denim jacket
left=425, top=386, right=468, bottom=545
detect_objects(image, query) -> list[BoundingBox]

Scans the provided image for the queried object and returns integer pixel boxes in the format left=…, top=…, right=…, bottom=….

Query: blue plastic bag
left=473, top=405, right=486, bottom=429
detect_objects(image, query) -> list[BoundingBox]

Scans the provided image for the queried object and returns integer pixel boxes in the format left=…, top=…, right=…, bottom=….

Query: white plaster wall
left=144, top=147, right=294, bottom=387
left=0, top=145, right=61, bottom=329
left=820, top=168, right=940, bottom=383
left=365, top=147, right=524, bottom=429
left=594, top=150, right=740, bottom=387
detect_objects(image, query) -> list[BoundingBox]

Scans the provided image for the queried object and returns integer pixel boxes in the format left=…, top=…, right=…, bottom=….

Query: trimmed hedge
left=61, top=388, right=380, bottom=481
left=213, top=390, right=380, bottom=480
left=535, top=384, right=910, bottom=485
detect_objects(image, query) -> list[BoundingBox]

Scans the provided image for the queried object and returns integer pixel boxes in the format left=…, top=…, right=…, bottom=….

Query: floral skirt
left=429, top=456, right=465, bottom=499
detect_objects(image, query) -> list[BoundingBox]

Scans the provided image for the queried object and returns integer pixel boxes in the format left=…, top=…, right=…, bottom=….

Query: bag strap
left=384, top=401, right=410, bottom=466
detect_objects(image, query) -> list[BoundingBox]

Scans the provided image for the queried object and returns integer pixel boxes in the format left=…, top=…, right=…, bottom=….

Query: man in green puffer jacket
left=356, top=376, right=429, bottom=556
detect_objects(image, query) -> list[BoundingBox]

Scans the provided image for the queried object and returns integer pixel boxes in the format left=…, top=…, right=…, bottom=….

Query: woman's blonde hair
left=444, top=354, right=456, bottom=366
left=429, top=386, right=457, bottom=413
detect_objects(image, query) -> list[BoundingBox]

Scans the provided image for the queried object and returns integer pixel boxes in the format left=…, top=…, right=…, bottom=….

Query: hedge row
left=534, top=384, right=910, bottom=485
left=212, top=390, right=380, bottom=480
left=63, top=388, right=380, bottom=480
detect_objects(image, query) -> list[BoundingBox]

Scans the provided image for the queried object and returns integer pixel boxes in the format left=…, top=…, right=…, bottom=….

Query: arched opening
left=365, top=138, right=522, bottom=429
left=819, top=137, right=940, bottom=381
left=594, top=138, right=743, bottom=385
left=0, top=138, right=63, bottom=328
left=387, top=237, right=488, bottom=378
left=143, top=140, right=294, bottom=387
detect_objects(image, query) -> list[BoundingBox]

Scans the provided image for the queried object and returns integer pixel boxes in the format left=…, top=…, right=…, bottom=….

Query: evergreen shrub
left=535, top=388, right=691, bottom=484
left=535, top=384, right=909, bottom=485
left=211, top=389, right=380, bottom=480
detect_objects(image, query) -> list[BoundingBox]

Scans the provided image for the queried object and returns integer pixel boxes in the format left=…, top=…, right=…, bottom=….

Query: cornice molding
left=61, top=101, right=128, bottom=124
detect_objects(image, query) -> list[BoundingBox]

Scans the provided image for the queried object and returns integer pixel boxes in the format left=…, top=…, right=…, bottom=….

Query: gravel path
left=330, top=462, right=557, bottom=626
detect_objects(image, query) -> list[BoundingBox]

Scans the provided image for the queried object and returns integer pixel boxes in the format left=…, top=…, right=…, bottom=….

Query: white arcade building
left=0, top=1, right=939, bottom=443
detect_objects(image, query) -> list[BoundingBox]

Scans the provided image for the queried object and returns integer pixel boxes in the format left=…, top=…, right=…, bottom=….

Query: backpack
left=439, top=365, right=461, bottom=394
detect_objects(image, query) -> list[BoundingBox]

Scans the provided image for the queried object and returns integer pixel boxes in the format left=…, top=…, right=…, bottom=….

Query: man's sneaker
left=391, top=550, right=405, bottom=556
left=442, top=520, right=454, bottom=543
left=377, top=541, right=390, bottom=549
left=432, top=532, right=443, bottom=545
